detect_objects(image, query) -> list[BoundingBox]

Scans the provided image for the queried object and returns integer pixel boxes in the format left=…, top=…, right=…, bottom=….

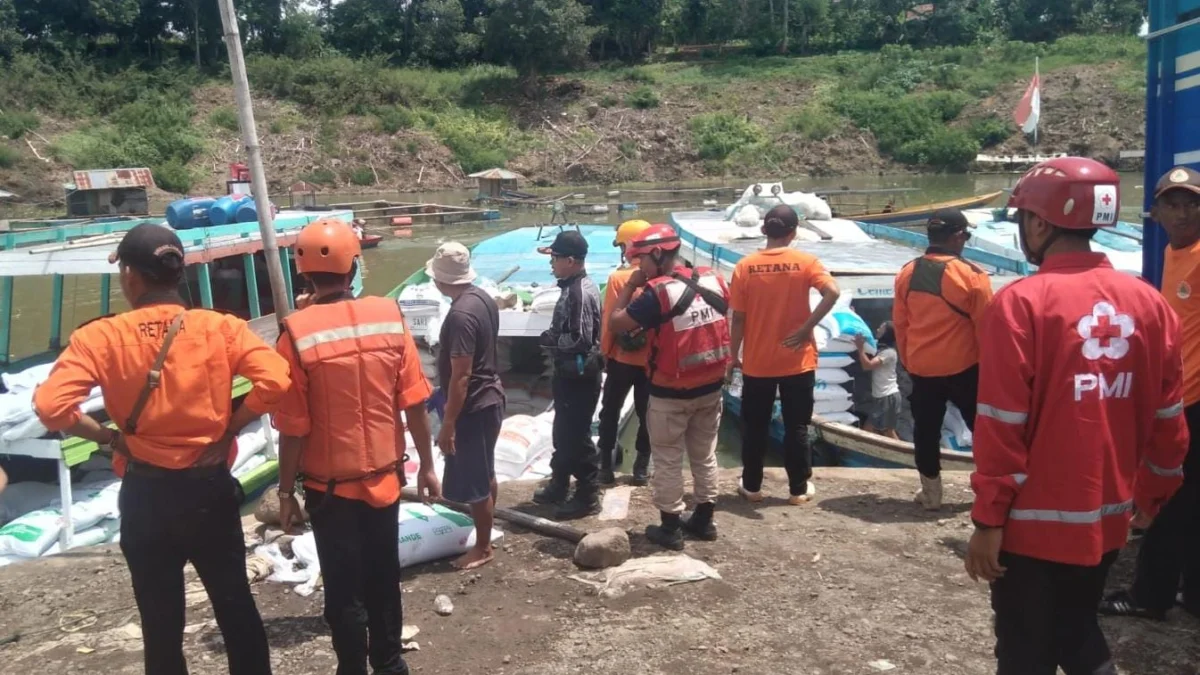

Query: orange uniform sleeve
left=728, top=261, right=747, bottom=313
left=1136, top=304, right=1188, bottom=518
left=225, top=316, right=291, bottom=416
left=600, top=274, right=620, bottom=359
left=969, top=291, right=1035, bottom=527
left=968, top=269, right=995, bottom=341
left=32, top=333, right=102, bottom=432
left=807, top=258, right=836, bottom=293
left=892, top=265, right=911, bottom=366
left=396, top=327, right=432, bottom=410
left=271, top=335, right=311, bottom=437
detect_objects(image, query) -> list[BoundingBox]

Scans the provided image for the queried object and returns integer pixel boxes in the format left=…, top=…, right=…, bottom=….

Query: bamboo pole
left=400, top=487, right=586, bottom=544
left=216, top=0, right=292, bottom=321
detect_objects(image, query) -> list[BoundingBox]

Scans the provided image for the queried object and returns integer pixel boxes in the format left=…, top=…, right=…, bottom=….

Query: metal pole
left=216, top=0, right=292, bottom=322
left=1033, top=57, right=1039, bottom=148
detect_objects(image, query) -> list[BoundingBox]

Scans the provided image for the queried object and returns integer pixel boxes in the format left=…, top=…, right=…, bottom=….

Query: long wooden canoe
left=849, top=191, right=1005, bottom=227
left=813, top=415, right=975, bottom=470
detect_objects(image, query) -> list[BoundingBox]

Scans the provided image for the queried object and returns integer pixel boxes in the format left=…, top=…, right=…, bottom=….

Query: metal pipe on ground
left=399, top=487, right=585, bottom=544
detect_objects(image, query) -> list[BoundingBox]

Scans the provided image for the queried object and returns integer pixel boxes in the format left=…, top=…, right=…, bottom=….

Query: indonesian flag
left=1014, top=74, right=1041, bottom=135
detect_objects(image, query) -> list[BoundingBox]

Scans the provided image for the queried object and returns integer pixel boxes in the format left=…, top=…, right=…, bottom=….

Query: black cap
left=763, top=204, right=799, bottom=237
left=109, top=223, right=186, bottom=283
left=1154, top=166, right=1200, bottom=198
left=927, top=208, right=969, bottom=234
left=537, top=230, right=589, bottom=258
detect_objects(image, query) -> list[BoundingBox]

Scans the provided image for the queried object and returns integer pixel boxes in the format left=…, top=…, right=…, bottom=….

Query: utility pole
left=216, top=0, right=293, bottom=322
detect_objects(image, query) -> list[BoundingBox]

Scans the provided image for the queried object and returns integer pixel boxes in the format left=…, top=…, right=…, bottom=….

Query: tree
left=481, top=0, right=596, bottom=79
left=411, top=0, right=472, bottom=67
left=589, top=0, right=664, bottom=61
left=328, top=0, right=408, bottom=58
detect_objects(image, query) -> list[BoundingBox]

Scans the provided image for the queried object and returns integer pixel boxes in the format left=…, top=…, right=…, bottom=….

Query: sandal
left=1098, top=590, right=1167, bottom=621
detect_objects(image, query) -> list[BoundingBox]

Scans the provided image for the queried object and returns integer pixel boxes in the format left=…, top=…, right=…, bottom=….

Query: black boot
left=599, top=447, right=617, bottom=486
left=682, top=502, right=718, bottom=541
left=631, top=452, right=650, bottom=486
left=556, top=484, right=601, bottom=520
left=645, top=512, right=685, bottom=550
left=533, top=475, right=570, bottom=505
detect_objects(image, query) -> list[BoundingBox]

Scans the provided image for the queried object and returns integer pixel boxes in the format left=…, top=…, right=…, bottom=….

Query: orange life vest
left=647, top=266, right=732, bottom=391
left=282, top=296, right=412, bottom=485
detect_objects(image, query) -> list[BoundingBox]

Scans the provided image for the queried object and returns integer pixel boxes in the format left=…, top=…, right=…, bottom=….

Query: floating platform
left=331, top=200, right=501, bottom=226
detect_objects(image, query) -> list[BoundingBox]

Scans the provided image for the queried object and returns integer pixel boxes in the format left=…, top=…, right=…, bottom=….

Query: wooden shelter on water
left=64, top=168, right=154, bottom=218
left=470, top=168, right=525, bottom=198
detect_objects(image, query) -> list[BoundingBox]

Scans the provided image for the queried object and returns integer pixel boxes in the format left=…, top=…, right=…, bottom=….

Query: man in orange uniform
left=273, top=219, right=438, bottom=675
left=893, top=208, right=993, bottom=510
left=608, top=224, right=732, bottom=549
left=33, top=223, right=290, bottom=675
left=964, top=158, right=1188, bottom=674
left=729, top=205, right=841, bottom=504
left=597, top=219, right=654, bottom=486
left=1100, top=166, right=1200, bottom=621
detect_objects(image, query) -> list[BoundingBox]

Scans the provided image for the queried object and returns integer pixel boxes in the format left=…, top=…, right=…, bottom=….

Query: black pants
left=596, top=359, right=650, bottom=467
left=741, top=371, right=815, bottom=496
left=550, top=372, right=603, bottom=487
left=1132, top=402, right=1200, bottom=613
left=992, top=550, right=1119, bottom=675
left=306, top=490, right=406, bottom=675
left=119, top=468, right=272, bottom=675
left=909, top=365, right=979, bottom=478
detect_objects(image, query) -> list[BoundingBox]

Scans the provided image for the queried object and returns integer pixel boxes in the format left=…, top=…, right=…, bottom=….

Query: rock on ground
left=573, top=527, right=631, bottom=569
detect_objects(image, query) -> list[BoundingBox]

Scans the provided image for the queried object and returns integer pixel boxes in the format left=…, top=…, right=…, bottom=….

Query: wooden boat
left=847, top=191, right=1005, bottom=227
left=0, top=211, right=357, bottom=550
left=813, top=416, right=974, bottom=470
left=360, top=233, right=383, bottom=249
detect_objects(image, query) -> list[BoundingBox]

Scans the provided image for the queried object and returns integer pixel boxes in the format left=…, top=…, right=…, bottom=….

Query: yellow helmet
left=613, top=219, right=652, bottom=248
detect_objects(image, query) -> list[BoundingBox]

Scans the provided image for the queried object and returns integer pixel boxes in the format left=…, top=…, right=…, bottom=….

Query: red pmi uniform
left=970, top=252, right=1189, bottom=566
left=646, top=266, right=733, bottom=390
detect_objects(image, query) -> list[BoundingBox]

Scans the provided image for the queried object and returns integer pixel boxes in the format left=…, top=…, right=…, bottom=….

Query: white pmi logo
left=1076, top=302, right=1134, bottom=361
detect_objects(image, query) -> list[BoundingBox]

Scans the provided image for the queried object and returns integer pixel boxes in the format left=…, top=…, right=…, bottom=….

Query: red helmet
left=1008, top=157, right=1120, bottom=230
left=625, top=223, right=681, bottom=259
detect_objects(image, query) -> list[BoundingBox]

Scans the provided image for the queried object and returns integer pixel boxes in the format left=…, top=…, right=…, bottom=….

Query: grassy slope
left=0, top=34, right=1147, bottom=204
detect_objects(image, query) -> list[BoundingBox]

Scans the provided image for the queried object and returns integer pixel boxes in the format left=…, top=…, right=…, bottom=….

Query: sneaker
left=788, top=483, right=817, bottom=505
left=915, top=474, right=943, bottom=511
left=532, top=476, right=570, bottom=505
left=738, top=480, right=764, bottom=503
left=646, top=512, right=685, bottom=550
left=599, top=470, right=617, bottom=486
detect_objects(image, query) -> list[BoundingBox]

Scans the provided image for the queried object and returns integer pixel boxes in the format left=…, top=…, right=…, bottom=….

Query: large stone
left=573, top=528, right=631, bottom=569
left=254, top=487, right=307, bottom=527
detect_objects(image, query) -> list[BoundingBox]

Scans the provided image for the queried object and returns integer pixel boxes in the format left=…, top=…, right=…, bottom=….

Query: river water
left=6, top=173, right=1146, bottom=466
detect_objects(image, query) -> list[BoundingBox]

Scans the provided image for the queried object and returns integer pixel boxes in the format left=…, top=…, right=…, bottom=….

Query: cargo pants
left=646, top=390, right=722, bottom=514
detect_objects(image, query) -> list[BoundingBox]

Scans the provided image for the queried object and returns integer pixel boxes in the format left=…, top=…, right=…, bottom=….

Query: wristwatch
left=278, top=489, right=296, bottom=500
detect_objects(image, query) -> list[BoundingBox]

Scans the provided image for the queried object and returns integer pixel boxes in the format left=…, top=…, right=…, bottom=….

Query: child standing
left=854, top=322, right=901, bottom=439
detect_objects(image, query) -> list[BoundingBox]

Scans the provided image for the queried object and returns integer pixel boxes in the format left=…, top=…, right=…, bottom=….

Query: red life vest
left=647, top=266, right=732, bottom=391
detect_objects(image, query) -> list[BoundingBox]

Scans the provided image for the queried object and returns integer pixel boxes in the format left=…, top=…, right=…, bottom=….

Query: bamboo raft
left=330, top=200, right=502, bottom=226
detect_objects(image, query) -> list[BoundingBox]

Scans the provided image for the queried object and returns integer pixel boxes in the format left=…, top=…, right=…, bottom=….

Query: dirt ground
left=0, top=467, right=1196, bottom=675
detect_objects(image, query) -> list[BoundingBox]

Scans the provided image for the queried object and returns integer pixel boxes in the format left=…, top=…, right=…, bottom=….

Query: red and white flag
left=1014, top=73, right=1041, bottom=135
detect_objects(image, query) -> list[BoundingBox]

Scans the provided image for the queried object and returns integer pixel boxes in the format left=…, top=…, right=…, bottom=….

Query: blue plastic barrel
left=208, top=194, right=252, bottom=226
left=235, top=200, right=259, bottom=223
left=165, top=197, right=216, bottom=230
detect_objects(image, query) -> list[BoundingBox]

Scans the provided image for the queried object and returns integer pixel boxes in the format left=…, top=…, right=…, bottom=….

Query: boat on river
left=963, top=207, right=1144, bottom=275
left=0, top=210, right=356, bottom=553
left=820, top=188, right=1005, bottom=227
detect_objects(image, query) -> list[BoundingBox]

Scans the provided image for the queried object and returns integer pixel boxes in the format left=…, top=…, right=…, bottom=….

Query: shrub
left=832, top=90, right=972, bottom=162
left=301, top=167, right=337, bottom=185
left=433, top=111, right=520, bottom=174
left=348, top=166, right=377, bottom=186
left=782, top=107, right=840, bottom=141
left=625, top=86, right=660, bottom=109
left=268, top=119, right=287, bottom=134
left=689, top=113, right=764, bottom=161
left=374, top=106, right=418, bottom=134
left=154, top=161, right=194, bottom=194
left=969, top=116, right=1013, bottom=149
left=895, top=128, right=980, bottom=170
left=621, top=68, right=657, bottom=84
left=209, top=107, right=240, bottom=132
left=0, top=144, right=17, bottom=168
left=618, top=139, right=639, bottom=160
left=0, top=110, right=40, bottom=140
left=599, top=94, right=619, bottom=108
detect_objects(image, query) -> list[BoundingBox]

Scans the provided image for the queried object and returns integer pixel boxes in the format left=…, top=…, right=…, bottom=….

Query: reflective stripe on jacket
left=282, top=297, right=414, bottom=484
left=970, top=252, right=1189, bottom=566
left=647, top=267, right=732, bottom=391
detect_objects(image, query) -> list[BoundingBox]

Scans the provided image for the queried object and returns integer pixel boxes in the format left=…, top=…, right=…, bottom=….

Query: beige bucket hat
left=425, top=242, right=477, bottom=285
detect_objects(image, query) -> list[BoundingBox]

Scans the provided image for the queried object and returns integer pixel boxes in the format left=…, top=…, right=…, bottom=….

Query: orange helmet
left=295, top=218, right=361, bottom=275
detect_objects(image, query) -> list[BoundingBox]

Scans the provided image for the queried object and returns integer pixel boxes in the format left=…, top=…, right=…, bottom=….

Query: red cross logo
left=1091, top=314, right=1122, bottom=345
left=1100, top=193, right=1113, bottom=206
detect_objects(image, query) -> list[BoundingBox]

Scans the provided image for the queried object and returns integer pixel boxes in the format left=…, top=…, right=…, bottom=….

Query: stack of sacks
left=0, top=473, right=121, bottom=562
left=0, top=363, right=105, bottom=442
left=231, top=418, right=279, bottom=480
left=723, top=183, right=834, bottom=225
left=810, top=295, right=874, bottom=426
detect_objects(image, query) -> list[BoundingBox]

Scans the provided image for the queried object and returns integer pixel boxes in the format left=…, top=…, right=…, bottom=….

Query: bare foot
left=452, top=546, right=494, bottom=571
